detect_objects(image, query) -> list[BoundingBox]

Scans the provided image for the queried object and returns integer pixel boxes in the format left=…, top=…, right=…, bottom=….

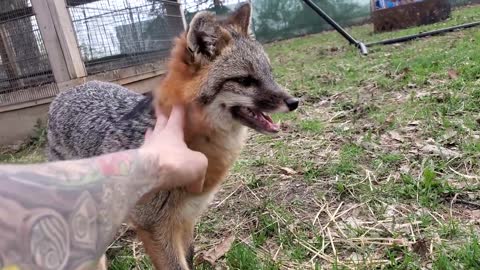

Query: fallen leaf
left=344, top=216, right=364, bottom=229
left=279, top=167, right=297, bottom=175
left=385, top=205, right=397, bottom=217
left=392, top=238, right=408, bottom=245
left=388, top=131, right=404, bottom=142
left=280, top=122, right=291, bottom=131
left=407, top=83, right=417, bottom=89
left=415, top=91, right=431, bottom=98
left=448, top=69, right=459, bottom=79
left=400, top=164, right=410, bottom=174
left=441, top=129, right=457, bottom=142
left=420, top=144, right=461, bottom=159
left=471, top=210, right=480, bottom=220
left=361, top=141, right=381, bottom=151
left=412, top=238, right=430, bottom=258
left=201, top=235, right=235, bottom=265
left=318, top=99, right=330, bottom=107
left=349, top=252, right=363, bottom=262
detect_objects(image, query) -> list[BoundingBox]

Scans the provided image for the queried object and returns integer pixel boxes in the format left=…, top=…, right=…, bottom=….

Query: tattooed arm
left=0, top=150, right=158, bottom=270
left=0, top=106, right=207, bottom=270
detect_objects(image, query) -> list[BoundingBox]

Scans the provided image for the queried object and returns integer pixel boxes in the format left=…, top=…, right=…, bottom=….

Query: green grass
left=2, top=4, right=480, bottom=270
left=328, top=143, right=364, bottom=176
left=0, top=120, right=46, bottom=164
left=299, top=119, right=324, bottom=133
left=108, top=249, right=153, bottom=270
left=433, top=233, right=480, bottom=270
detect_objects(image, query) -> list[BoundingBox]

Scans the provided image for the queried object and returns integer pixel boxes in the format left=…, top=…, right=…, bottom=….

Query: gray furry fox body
left=47, top=3, right=299, bottom=269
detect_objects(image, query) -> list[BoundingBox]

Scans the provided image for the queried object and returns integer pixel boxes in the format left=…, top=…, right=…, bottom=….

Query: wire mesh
left=67, top=0, right=184, bottom=75
left=0, top=0, right=58, bottom=107
left=184, top=0, right=480, bottom=43
left=183, top=0, right=241, bottom=12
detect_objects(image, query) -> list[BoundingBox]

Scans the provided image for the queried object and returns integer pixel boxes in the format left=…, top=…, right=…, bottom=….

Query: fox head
left=156, top=2, right=299, bottom=134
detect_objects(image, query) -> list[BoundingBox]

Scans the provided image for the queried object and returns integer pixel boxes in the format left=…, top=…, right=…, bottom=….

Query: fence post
left=31, top=0, right=86, bottom=83
left=179, top=1, right=188, bottom=30
left=165, top=0, right=186, bottom=34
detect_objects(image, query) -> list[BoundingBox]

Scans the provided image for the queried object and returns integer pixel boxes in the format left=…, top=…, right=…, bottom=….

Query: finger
left=154, top=109, right=168, bottom=131
left=185, top=153, right=208, bottom=193
left=144, top=128, right=153, bottom=141
left=165, top=105, right=185, bottom=136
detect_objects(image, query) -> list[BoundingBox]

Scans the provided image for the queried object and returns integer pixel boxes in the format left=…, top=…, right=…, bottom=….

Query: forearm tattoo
left=0, top=150, right=155, bottom=270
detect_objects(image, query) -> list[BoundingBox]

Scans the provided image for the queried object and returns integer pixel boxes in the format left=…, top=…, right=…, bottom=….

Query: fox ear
left=225, top=2, right=254, bottom=38
left=186, top=11, right=232, bottom=63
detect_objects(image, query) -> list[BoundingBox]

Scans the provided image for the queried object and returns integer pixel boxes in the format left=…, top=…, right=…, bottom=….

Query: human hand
left=140, top=105, right=208, bottom=193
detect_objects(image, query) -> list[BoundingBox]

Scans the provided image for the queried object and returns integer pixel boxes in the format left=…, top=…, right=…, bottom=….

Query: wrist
left=136, top=147, right=165, bottom=181
left=95, top=149, right=160, bottom=194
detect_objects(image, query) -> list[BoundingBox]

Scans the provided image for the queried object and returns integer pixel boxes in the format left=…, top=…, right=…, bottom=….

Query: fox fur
left=46, top=2, right=298, bottom=269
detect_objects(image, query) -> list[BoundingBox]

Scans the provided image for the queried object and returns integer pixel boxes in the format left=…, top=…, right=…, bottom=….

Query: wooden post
left=0, top=25, right=21, bottom=88
left=31, top=0, right=86, bottom=83
left=179, top=0, right=188, bottom=30
left=164, top=0, right=184, bottom=33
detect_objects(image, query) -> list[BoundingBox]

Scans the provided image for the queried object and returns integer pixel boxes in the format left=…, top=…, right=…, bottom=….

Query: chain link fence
left=67, top=0, right=184, bottom=75
left=0, top=0, right=58, bottom=106
left=0, top=0, right=185, bottom=107
left=183, top=0, right=480, bottom=43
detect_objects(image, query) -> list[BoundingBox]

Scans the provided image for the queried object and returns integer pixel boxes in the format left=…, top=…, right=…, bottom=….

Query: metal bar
left=0, top=70, right=53, bottom=84
left=0, top=7, right=34, bottom=24
left=366, top=21, right=480, bottom=47
left=67, top=1, right=181, bottom=9
left=66, top=0, right=100, bottom=7
left=300, top=0, right=368, bottom=55
left=69, top=6, right=182, bottom=23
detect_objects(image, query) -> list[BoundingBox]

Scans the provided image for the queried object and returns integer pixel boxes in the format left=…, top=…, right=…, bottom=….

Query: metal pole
left=300, top=0, right=368, bottom=55
left=366, top=21, right=480, bottom=47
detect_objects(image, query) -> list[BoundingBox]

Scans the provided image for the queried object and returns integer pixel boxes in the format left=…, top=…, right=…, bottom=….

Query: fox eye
left=231, top=76, right=256, bottom=87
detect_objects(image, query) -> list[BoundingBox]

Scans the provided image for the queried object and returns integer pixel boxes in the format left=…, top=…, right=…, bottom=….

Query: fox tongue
left=241, top=107, right=280, bottom=133
left=257, top=112, right=279, bottom=133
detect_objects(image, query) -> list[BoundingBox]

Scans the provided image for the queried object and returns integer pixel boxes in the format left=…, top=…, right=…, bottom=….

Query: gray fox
left=46, top=3, right=298, bottom=269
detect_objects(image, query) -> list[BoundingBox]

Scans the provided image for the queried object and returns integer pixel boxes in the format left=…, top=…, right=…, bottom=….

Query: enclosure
left=0, top=0, right=185, bottom=144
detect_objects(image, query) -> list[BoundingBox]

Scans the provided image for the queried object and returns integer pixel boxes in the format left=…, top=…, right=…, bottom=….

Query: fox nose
left=285, top=98, right=299, bottom=111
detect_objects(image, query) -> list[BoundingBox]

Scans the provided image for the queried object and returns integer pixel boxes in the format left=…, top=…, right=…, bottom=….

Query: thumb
left=185, top=152, right=208, bottom=193
left=165, top=105, right=185, bottom=136
left=144, top=128, right=153, bottom=141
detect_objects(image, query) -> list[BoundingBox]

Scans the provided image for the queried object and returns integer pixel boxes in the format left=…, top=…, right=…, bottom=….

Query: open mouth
left=231, top=106, right=280, bottom=134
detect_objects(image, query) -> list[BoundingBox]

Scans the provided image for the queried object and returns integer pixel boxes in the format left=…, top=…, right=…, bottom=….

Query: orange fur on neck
left=154, top=34, right=210, bottom=138
left=154, top=34, right=213, bottom=136
left=155, top=34, right=204, bottom=110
